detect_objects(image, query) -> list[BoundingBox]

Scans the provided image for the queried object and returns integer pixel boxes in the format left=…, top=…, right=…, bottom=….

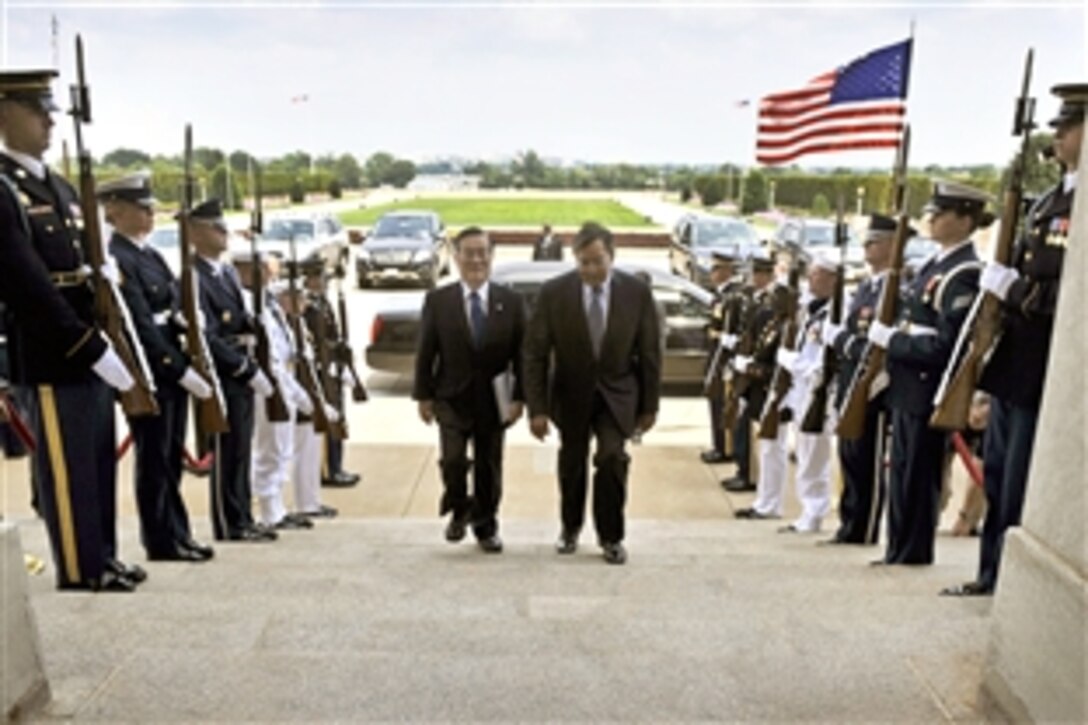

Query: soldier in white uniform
left=775, top=255, right=839, bottom=533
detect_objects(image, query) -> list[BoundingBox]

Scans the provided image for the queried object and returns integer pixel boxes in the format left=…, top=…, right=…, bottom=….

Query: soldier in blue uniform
left=701, top=248, right=743, bottom=465
left=867, top=181, right=993, bottom=565
left=188, top=199, right=278, bottom=542
left=0, top=70, right=145, bottom=590
left=943, top=84, right=1083, bottom=596
left=821, top=214, right=913, bottom=545
left=99, top=173, right=215, bottom=562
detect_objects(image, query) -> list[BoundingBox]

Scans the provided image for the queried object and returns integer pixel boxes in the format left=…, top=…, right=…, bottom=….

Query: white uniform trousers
left=791, top=431, right=832, bottom=532
left=293, top=422, right=323, bottom=514
left=251, top=401, right=295, bottom=526
left=751, top=423, right=790, bottom=517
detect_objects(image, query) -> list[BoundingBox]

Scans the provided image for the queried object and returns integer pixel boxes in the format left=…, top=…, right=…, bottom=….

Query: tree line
left=88, top=136, right=1058, bottom=218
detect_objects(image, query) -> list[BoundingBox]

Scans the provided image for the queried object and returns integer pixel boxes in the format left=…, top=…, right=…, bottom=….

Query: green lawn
left=338, top=197, right=655, bottom=228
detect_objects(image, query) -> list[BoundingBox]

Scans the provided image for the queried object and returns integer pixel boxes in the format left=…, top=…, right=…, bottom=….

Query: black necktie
left=469, top=291, right=486, bottom=348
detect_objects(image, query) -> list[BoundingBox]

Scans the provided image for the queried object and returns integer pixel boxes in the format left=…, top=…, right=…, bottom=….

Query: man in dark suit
left=0, top=70, right=143, bottom=591
left=867, top=181, right=991, bottom=566
left=100, top=172, right=214, bottom=562
left=413, top=226, right=526, bottom=553
left=531, top=224, right=562, bottom=261
left=189, top=199, right=277, bottom=543
left=524, top=221, right=661, bottom=565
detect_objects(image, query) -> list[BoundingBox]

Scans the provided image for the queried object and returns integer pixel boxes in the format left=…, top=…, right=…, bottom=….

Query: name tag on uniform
left=27, top=204, right=53, bottom=216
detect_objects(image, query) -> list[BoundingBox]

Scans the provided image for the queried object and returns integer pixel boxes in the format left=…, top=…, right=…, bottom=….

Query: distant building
left=407, top=173, right=481, bottom=191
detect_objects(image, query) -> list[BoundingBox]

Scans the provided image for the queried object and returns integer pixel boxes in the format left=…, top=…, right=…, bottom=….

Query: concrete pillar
left=1, top=522, right=50, bottom=720
left=982, top=140, right=1087, bottom=721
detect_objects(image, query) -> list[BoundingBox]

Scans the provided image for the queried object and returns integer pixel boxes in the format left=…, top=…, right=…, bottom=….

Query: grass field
left=338, top=197, right=654, bottom=228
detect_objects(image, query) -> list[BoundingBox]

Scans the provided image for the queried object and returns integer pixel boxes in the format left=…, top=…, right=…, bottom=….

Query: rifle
left=721, top=291, right=754, bottom=430
left=0, top=378, right=36, bottom=452
left=287, top=235, right=331, bottom=433
left=310, top=278, right=347, bottom=441
left=334, top=249, right=368, bottom=403
left=69, top=35, right=159, bottom=417
left=248, top=164, right=290, bottom=422
left=801, top=197, right=847, bottom=433
left=701, top=281, right=738, bottom=398
left=757, top=262, right=802, bottom=440
left=178, top=125, right=229, bottom=434
left=930, top=50, right=1035, bottom=430
left=835, top=125, right=913, bottom=440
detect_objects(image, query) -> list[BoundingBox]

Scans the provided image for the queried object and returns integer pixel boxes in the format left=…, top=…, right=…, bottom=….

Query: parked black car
left=771, top=217, right=865, bottom=281
left=355, top=210, right=450, bottom=289
left=366, top=262, right=714, bottom=388
left=668, top=214, right=761, bottom=288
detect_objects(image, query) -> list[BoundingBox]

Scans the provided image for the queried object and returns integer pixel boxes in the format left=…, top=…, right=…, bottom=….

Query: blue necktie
left=469, top=291, right=486, bottom=348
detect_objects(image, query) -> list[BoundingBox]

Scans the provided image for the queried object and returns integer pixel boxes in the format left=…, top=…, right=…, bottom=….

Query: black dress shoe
left=322, top=471, right=359, bottom=488
left=477, top=535, right=503, bottom=553
left=940, top=581, right=994, bottom=597
left=735, top=507, right=778, bottom=520
left=181, top=538, right=215, bottom=560
left=556, top=529, right=579, bottom=555
left=273, top=514, right=315, bottom=530
left=227, top=526, right=278, bottom=542
left=58, top=570, right=138, bottom=593
left=816, top=536, right=848, bottom=547
left=106, top=558, right=148, bottom=584
left=721, top=476, right=757, bottom=492
left=602, top=542, right=627, bottom=565
left=299, top=504, right=339, bottom=519
left=147, top=546, right=206, bottom=563
left=445, top=515, right=468, bottom=543
left=700, top=450, right=728, bottom=464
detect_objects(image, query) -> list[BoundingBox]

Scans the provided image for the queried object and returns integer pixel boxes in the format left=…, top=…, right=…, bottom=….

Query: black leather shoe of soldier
left=445, top=514, right=468, bottom=543
left=700, top=450, right=729, bottom=464
left=147, top=546, right=205, bottom=562
left=602, top=542, right=627, bottom=565
left=181, top=538, right=216, bottom=560
left=322, top=472, right=358, bottom=488
left=722, top=476, right=756, bottom=492
left=939, top=581, right=994, bottom=597
left=555, top=529, right=579, bottom=554
left=477, top=535, right=503, bottom=553
left=106, top=558, right=147, bottom=584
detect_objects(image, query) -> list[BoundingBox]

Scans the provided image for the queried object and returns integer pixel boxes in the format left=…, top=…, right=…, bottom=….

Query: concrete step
left=16, top=515, right=1000, bottom=722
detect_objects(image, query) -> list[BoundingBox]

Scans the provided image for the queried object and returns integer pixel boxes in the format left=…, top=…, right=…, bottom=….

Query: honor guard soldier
left=730, top=249, right=789, bottom=506
left=301, top=261, right=361, bottom=488
left=188, top=199, right=277, bottom=542
left=0, top=70, right=145, bottom=590
left=100, top=173, right=215, bottom=562
left=821, top=214, right=912, bottom=545
left=867, top=181, right=993, bottom=565
left=701, top=248, right=743, bottom=465
left=944, top=84, right=1083, bottom=596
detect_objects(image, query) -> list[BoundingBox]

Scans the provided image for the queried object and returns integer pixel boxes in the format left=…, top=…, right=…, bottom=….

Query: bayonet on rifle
left=70, top=35, right=159, bottom=417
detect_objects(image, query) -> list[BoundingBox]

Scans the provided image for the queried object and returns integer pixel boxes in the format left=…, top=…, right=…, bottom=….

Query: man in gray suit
left=524, top=221, right=661, bottom=565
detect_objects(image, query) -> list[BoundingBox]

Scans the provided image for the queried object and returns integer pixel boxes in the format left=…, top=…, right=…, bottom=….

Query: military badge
left=222, top=311, right=232, bottom=324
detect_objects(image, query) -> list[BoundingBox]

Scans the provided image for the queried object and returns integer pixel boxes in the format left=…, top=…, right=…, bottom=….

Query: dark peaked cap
left=0, top=70, right=60, bottom=113
left=1048, top=83, right=1088, bottom=128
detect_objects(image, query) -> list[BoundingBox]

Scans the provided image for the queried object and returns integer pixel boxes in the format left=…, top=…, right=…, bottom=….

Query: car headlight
left=412, top=248, right=432, bottom=264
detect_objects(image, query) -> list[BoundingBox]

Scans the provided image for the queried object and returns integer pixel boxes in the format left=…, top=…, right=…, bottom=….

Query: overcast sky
left=2, top=1, right=1085, bottom=169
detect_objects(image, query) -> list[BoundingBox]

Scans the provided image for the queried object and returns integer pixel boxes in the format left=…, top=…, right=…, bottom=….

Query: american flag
left=755, top=38, right=912, bottom=166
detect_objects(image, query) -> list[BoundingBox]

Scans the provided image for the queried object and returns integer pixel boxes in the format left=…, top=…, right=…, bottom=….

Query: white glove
left=980, top=261, right=1019, bottom=302
left=719, top=332, right=738, bottom=350
left=178, top=367, right=212, bottom=400
left=99, top=258, right=121, bottom=285
left=172, top=310, right=206, bottom=330
left=732, top=354, right=753, bottom=373
left=296, top=394, right=315, bottom=416
left=248, top=369, right=274, bottom=398
left=821, top=321, right=843, bottom=347
left=324, top=403, right=340, bottom=423
left=775, top=348, right=799, bottom=372
left=91, top=345, right=135, bottom=392
left=867, top=320, right=895, bottom=349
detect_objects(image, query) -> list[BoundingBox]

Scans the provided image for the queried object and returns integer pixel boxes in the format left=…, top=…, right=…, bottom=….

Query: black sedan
left=366, top=261, right=714, bottom=389
left=355, top=210, right=450, bottom=289
left=668, top=214, right=762, bottom=288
